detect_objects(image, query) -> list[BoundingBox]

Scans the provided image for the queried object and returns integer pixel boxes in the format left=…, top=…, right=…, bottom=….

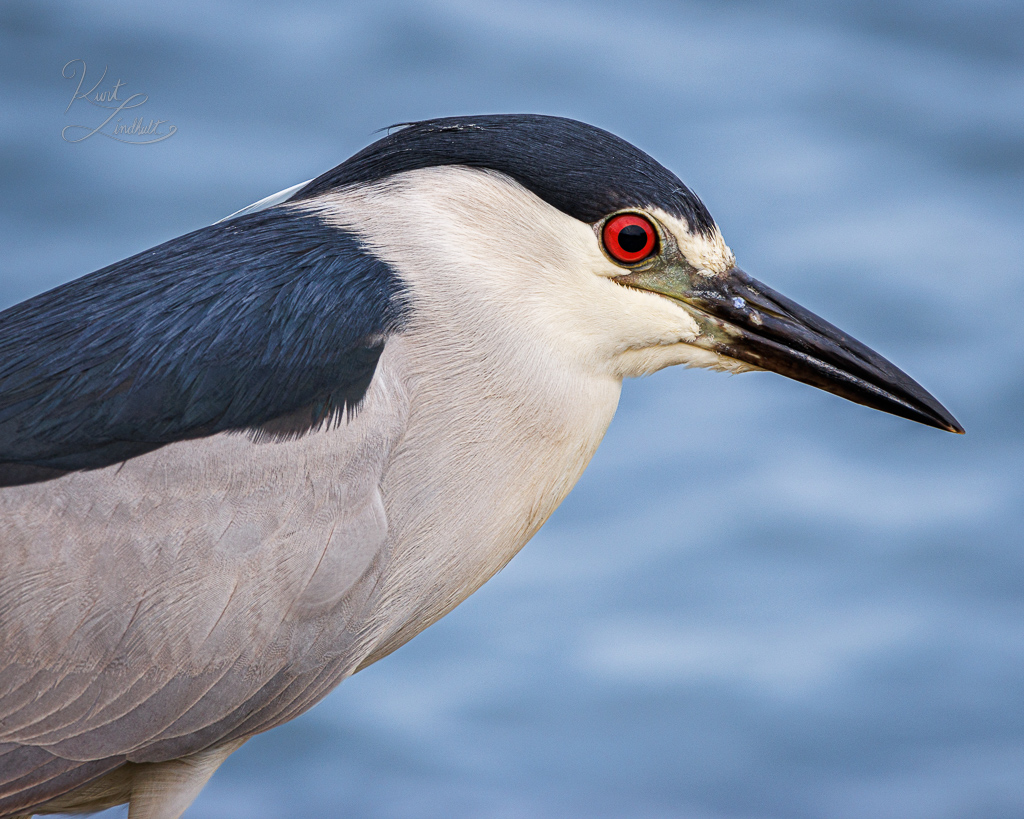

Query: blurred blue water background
left=2, top=1, right=1022, bottom=817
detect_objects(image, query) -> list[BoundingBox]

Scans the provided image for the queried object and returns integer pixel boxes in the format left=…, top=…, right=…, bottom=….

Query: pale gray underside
left=0, top=351, right=409, bottom=814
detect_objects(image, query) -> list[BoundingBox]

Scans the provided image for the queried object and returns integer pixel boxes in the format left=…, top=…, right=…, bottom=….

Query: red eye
left=602, top=213, right=657, bottom=264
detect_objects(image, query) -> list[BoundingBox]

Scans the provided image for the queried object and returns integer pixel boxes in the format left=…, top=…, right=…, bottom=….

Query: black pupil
left=617, top=224, right=649, bottom=253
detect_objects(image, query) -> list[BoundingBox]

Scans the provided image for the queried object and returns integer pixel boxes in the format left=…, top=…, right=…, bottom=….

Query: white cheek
left=603, top=285, right=701, bottom=347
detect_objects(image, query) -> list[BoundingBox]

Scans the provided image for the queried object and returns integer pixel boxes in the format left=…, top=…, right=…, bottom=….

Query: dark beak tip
left=897, top=390, right=964, bottom=435
left=912, top=401, right=963, bottom=435
left=914, top=391, right=964, bottom=435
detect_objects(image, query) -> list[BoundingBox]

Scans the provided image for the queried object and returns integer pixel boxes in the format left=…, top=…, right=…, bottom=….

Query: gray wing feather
left=0, top=746, right=122, bottom=817
left=0, top=356, right=408, bottom=811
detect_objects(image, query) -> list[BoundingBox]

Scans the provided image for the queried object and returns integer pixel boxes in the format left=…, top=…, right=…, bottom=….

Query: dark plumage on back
left=0, top=209, right=406, bottom=484
left=294, top=114, right=717, bottom=235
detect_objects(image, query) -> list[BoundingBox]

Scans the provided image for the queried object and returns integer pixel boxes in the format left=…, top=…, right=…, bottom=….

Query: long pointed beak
left=618, top=264, right=964, bottom=433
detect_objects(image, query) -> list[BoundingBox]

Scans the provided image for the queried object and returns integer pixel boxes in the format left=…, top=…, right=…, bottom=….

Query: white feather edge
left=215, top=180, right=313, bottom=224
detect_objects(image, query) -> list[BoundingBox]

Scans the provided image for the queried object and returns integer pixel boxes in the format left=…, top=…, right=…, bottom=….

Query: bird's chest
left=356, top=337, right=622, bottom=665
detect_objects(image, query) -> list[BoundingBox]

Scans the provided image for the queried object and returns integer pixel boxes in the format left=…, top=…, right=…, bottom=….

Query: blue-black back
left=0, top=208, right=406, bottom=485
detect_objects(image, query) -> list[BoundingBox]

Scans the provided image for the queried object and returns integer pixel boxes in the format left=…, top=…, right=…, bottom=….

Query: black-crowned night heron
left=0, top=115, right=962, bottom=819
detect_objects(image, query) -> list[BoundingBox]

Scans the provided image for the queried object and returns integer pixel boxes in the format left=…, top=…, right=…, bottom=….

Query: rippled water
left=2, top=2, right=1022, bottom=817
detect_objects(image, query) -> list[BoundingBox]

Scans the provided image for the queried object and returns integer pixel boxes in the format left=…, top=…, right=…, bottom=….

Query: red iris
left=602, top=214, right=657, bottom=264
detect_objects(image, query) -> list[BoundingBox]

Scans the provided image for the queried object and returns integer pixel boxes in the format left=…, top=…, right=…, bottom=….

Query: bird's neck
left=361, top=326, right=621, bottom=666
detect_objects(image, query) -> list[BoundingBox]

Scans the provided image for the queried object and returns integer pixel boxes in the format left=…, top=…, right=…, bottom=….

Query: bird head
left=284, top=114, right=961, bottom=434
left=590, top=204, right=964, bottom=434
